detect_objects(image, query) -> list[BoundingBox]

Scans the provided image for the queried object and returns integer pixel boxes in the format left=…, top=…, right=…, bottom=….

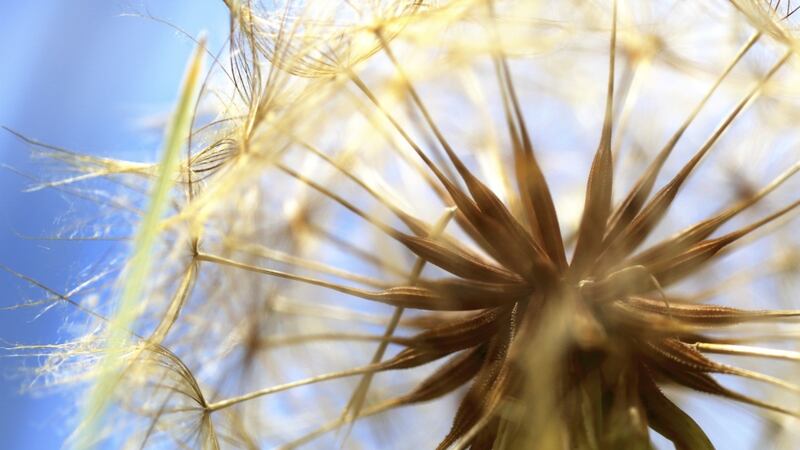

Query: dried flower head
left=8, top=0, right=800, bottom=449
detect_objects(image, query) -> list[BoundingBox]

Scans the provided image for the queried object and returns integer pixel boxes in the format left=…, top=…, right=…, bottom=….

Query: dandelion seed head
left=7, top=0, right=800, bottom=448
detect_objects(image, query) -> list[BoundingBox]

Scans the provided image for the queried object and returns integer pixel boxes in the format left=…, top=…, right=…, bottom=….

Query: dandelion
left=8, top=0, right=800, bottom=448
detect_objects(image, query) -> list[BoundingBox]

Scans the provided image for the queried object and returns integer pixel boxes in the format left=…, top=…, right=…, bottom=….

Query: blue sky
left=0, top=2, right=225, bottom=447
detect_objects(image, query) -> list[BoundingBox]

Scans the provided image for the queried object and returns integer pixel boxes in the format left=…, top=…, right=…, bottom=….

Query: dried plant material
left=7, top=0, right=800, bottom=449
left=74, top=37, right=207, bottom=450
